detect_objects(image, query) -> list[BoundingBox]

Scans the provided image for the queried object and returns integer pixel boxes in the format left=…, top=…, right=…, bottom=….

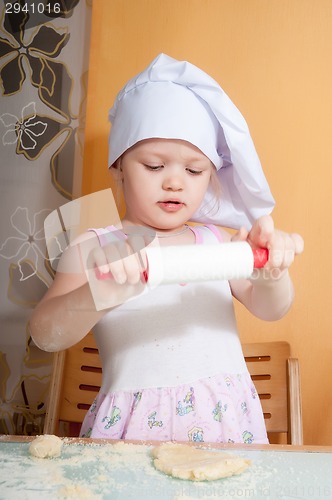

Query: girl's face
left=117, top=138, right=213, bottom=232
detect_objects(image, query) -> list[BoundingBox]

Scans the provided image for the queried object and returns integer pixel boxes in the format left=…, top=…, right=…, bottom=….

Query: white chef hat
left=108, top=53, right=275, bottom=229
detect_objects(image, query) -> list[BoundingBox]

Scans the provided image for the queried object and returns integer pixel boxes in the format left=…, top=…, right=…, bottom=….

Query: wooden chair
left=44, top=332, right=101, bottom=437
left=44, top=337, right=303, bottom=445
left=242, top=341, right=303, bottom=445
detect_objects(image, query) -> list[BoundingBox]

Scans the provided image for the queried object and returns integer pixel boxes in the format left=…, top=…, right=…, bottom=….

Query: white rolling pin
left=95, top=241, right=268, bottom=286
left=145, top=241, right=268, bottom=286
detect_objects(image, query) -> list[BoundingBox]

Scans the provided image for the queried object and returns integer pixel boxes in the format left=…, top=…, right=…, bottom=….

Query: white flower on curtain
left=0, top=102, right=47, bottom=150
left=0, top=207, right=51, bottom=281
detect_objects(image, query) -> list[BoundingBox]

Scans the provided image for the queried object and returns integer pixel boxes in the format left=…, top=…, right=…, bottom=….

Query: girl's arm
left=29, top=232, right=146, bottom=352
left=29, top=271, right=106, bottom=352
left=231, top=268, right=295, bottom=321
left=224, top=216, right=304, bottom=320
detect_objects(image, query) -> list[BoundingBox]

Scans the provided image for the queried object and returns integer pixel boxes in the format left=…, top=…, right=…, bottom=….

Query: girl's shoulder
left=84, top=225, right=127, bottom=247
left=55, top=229, right=98, bottom=274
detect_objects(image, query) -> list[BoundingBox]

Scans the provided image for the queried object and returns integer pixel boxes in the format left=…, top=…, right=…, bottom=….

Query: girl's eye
left=144, top=164, right=163, bottom=171
left=187, top=168, right=203, bottom=175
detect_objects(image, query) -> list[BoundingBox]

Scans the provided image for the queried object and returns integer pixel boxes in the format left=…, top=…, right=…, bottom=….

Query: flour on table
left=152, top=443, right=251, bottom=481
left=29, top=434, right=63, bottom=458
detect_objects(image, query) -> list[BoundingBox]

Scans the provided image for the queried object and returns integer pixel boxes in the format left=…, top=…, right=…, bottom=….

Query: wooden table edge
left=1, top=435, right=332, bottom=453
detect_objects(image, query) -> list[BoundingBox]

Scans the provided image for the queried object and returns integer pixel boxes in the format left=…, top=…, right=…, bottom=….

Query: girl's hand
left=87, top=226, right=154, bottom=285
left=84, top=228, right=154, bottom=311
left=91, top=238, right=147, bottom=285
left=232, top=215, right=304, bottom=273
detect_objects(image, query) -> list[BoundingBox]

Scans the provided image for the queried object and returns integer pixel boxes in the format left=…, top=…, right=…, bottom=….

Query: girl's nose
left=162, top=169, right=184, bottom=191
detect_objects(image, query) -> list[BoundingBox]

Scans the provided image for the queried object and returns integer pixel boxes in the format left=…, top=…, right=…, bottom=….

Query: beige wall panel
left=82, top=0, right=332, bottom=445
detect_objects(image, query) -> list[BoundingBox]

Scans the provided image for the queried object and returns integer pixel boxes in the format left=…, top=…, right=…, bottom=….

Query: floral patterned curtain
left=0, top=0, right=92, bottom=435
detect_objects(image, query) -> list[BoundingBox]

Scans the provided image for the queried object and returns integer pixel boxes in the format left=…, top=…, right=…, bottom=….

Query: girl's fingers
left=104, top=243, right=127, bottom=284
left=121, top=250, right=142, bottom=284
left=283, top=238, right=295, bottom=268
left=291, top=233, right=304, bottom=255
left=126, top=234, right=149, bottom=271
left=95, top=237, right=147, bottom=285
left=266, top=232, right=303, bottom=271
left=248, top=215, right=274, bottom=248
left=231, top=226, right=249, bottom=242
left=267, top=232, right=285, bottom=268
left=92, top=246, right=113, bottom=275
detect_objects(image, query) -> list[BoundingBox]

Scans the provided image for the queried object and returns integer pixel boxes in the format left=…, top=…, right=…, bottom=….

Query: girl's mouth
left=158, top=200, right=184, bottom=212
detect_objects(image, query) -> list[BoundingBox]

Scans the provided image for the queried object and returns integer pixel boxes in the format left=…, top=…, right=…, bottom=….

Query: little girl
left=30, top=54, right=303, bottom=444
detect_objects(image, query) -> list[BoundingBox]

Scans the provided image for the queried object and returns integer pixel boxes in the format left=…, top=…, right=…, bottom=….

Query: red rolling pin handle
left=94, top=246, right=269, bottom=281
left=252, top=247, right=269, bottom=268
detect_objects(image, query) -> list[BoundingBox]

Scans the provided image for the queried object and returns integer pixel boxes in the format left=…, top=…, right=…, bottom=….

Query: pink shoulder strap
left=204, top=224, right=223, bottom=242
left=89, top=225, right=126, bottom=247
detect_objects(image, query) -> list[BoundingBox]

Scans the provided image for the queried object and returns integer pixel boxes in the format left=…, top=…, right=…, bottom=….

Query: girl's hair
left=110, top=156, right=222, bottom=221
left=109, top=158, right=125, bottom=215
left=205, top=165, right=222, bottom=218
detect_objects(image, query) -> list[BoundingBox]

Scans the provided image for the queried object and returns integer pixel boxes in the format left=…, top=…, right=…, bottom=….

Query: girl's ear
left=110, top=159, right=123, bottom=181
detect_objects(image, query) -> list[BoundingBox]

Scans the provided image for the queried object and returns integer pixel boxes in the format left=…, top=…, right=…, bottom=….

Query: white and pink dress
left=80, top=225, right=268, bottom=444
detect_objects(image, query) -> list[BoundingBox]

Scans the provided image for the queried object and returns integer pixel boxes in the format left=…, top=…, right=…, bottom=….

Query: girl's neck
left=155, top=224, right=190, bottom=238
left=120, top=219, right=195, bottom=244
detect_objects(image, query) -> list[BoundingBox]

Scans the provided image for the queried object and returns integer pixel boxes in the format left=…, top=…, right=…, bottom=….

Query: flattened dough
left=29, top=434, right=63, bottom=458
left=151, top=443, right=250, bottom=481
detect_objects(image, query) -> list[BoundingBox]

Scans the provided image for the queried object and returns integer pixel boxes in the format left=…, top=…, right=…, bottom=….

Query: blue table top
left=0, top=438, right=331, bottom=499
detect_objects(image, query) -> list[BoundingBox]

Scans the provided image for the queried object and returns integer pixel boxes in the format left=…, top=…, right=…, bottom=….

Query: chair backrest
left=44, top=337, right=303, bottom=444
left=44, top=332, right=101, bottom=437
left=242, top=341, right=303, bottom=445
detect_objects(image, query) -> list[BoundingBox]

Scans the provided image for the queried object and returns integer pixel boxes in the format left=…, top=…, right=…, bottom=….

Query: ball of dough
left=29, top=434, right=63, bottom=458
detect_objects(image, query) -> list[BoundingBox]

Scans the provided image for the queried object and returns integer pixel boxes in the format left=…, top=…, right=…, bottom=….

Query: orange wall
left=82, top=0, right=332, bottom=445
